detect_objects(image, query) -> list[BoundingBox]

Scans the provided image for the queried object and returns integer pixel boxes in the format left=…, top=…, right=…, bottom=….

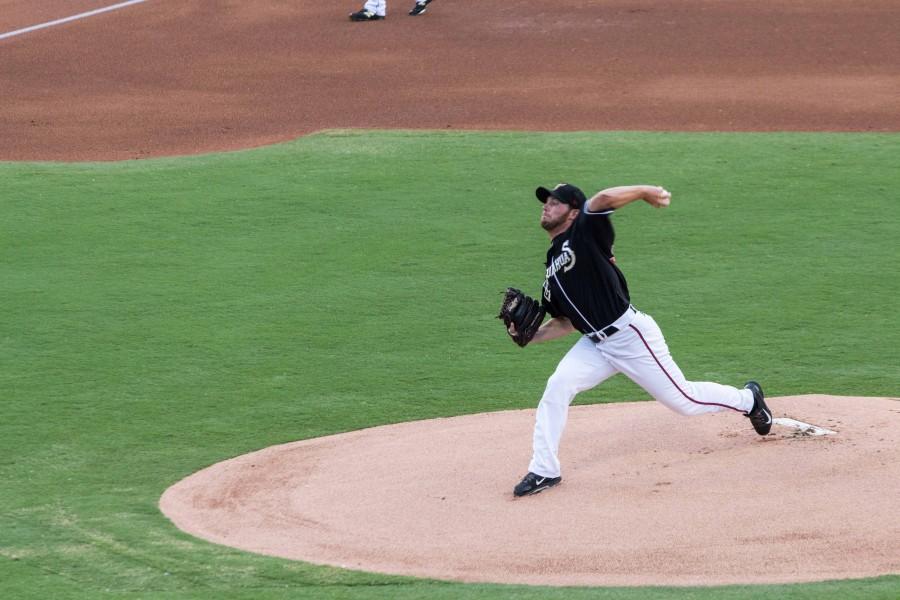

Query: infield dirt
left=1, top=0, right=898, bottom=161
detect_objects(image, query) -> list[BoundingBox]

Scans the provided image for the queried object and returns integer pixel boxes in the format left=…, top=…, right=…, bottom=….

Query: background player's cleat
left=744, top=381, right=772, bottom=435
left=514, top=472, right=561, bottom=497
left=349, top=9, right=384, bottom=21
left=409, top=0, right=432, bottom=16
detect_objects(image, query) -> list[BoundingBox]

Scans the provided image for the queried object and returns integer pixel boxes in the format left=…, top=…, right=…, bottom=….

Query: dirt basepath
left=161, top=395, right=900, bottom=587
left=1, top=0, right=899, bottom=161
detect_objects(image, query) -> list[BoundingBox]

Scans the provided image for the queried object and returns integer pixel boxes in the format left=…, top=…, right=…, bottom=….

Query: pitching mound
left=160, top=395, right=900, bottom=587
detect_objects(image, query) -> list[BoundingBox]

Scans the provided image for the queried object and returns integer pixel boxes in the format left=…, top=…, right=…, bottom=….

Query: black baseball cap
left=535, top=183, right=586, bottom=209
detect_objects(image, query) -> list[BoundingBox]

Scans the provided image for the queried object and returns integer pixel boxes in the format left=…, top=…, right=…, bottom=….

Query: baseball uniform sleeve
left=579, top=207, right=616, bottom=259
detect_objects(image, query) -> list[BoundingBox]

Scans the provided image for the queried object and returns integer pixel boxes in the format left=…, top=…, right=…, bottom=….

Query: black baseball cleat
left=514, top=472, right=561, bottom=497
left=349, top=9, right=384, bottom=21
left=744, top=381, right=773, bottom=435
left=409, top=0, right=432, bottom=16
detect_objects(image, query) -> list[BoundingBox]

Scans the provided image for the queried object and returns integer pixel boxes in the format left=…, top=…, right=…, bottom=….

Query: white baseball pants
left=363, top=0, right=387, bottom=16
left=529, top=308, right=755, bottom=478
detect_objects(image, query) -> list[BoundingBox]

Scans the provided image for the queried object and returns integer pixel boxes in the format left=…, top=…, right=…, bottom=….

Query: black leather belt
left=587, top=325, right=619, bottom=344
left=587, top=306, right=635, bottom=343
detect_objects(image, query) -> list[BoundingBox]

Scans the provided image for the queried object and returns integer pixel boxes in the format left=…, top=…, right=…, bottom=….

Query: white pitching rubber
left=773, top=417, right=837, bottom=436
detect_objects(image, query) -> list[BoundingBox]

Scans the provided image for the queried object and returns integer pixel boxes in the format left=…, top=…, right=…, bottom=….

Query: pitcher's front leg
left=528, top=338, right=617, bottom=478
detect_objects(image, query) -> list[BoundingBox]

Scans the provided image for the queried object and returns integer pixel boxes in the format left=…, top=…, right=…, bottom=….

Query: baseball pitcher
left=499, top=183, right=773, bottom=497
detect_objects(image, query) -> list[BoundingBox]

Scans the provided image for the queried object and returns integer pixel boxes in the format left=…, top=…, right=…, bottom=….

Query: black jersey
left=541, top=205, right=631, bottom=334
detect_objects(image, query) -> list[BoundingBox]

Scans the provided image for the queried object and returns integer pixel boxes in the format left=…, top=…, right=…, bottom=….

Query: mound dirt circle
left=160, top=395, right=900, bottom=587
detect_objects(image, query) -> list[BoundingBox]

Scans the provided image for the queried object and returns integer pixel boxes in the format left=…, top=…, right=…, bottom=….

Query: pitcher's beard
left=541, top=213, right=568, bottom=231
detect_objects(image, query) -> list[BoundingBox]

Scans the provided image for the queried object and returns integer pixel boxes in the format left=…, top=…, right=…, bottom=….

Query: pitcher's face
left=541, top=197, right=576, bottom=231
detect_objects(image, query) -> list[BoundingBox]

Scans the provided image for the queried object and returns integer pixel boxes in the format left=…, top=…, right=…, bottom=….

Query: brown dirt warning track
left=4, top=0, right=899, bottom=587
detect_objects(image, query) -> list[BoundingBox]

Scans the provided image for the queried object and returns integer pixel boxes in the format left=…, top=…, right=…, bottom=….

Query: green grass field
left=2, top=131, right=899, bottom=599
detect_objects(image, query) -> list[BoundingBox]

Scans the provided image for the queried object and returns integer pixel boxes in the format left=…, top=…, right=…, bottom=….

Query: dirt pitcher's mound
left=160, top=395, right=900, bottom=587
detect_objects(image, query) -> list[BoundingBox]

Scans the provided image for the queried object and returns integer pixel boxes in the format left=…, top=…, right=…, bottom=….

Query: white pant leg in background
left=364, top=0, right=387, bottom=15
left=528, top=337, right=617, bottom=478
left=604, top=311, right=754, bottom=416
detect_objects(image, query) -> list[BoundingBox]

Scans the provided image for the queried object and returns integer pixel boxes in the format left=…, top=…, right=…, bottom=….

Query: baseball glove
left=498, top=287, right=545, bottom=347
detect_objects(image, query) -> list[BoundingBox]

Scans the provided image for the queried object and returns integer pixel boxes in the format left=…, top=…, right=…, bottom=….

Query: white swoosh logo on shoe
left=535, top=477, right=547, bottom=485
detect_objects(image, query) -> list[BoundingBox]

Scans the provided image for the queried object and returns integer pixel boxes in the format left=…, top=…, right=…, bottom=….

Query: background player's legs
left=364, top=0, right=386, bottom=16
left=603, top=312, right=754, bottom=416
left=529, top=337, right=617, bottom=478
